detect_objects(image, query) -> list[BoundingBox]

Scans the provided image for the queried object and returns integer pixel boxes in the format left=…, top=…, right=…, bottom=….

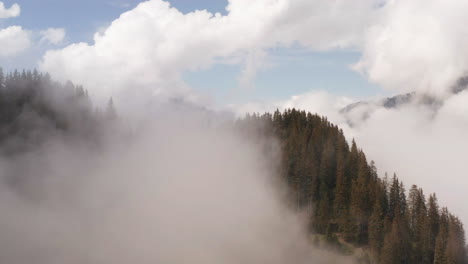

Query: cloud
left=108, top=1, right=133, bottom=9
left=0, top=26, right=31, bottom=57
left=39, top=0, right=380, bottom=102
left=0, top=2, right=20, bottom=19
left=39, top=0, right=468, bottom=101
left=349, top=92, right=468, bottom=228
left=355, top=0, right=468, bottom=96
left=40, top=28, right=66, bottom=45
left=231, top=90, right=353, bottom=123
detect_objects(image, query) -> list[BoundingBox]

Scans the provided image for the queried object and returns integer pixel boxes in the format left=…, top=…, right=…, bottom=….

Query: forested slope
left=0, top=68, right=115, bottom=155
left=239, top=111, right=467, bottom=264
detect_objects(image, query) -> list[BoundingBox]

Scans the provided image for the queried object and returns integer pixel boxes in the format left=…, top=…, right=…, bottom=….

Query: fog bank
left=0, top=108, right=353, bottom=264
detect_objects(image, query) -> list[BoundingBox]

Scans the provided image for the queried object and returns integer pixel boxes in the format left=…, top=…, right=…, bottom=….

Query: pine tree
left=350, top=151, right=371, bottom=244
left=445, top=215, right=467, bottom=264
left=381, top=213, right=411, bottom=264
left=434, top=208, right=450, bottom=264
left=333, top=134, right=350, bottom=225
left=408, top=185, right=428, bottom=263
left=348, top=139, right=359, bottom=181
left=369, top=195, right=385, bottom=258
left=427, top=194, right=441, bottom=263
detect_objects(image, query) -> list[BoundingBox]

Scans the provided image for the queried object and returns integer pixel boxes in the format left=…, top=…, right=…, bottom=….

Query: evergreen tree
left=408, top=185, right=428, bottom=263
left=434, top=208, right=450, bottom=264
left=426, top=194, right=441, bottom=263
left=369, top=194, right=385, bottom=258
left=381, top=214, right=411, bottom=264
left=333, top=133, right=350, bottom=228
left=350, top=151, right=373, bottom=244
left=445, top=215, right=467, bottom=264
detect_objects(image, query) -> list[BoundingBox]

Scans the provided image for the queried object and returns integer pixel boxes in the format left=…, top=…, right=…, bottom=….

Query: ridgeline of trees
left=0, top=68, right=466, bottom=263
left=239, top=111, right=467, bottom=264
left=0, top=68, right=116, bottom=155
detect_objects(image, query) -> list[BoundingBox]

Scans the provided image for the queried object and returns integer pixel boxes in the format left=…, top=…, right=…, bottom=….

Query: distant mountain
left=341, top=92, right=414, bottom=113
left=340, top=77, right=468, bottom=126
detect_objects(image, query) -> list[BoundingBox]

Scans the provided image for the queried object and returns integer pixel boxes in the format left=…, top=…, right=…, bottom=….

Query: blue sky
left=185, top=49, right=381, bottom=104
left=0, top=0, right=227, bottom=43
left=0, top=0, right=385, bottom=104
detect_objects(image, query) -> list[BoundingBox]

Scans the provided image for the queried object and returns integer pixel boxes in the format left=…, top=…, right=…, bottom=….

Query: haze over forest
left=0, top=0, right=467, bottom=263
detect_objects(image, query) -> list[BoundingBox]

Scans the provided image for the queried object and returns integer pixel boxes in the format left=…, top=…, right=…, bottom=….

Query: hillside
left=238, top=110, right=468, bottom=264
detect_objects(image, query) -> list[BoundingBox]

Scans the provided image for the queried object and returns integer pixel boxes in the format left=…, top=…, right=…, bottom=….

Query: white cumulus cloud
left=0, top=26, right=31, bottom=57
left=35, top=0, right=468, bottom=99
left=0, top=2, right=20, bottom=19
left=355, top=0, right=468, bottom=96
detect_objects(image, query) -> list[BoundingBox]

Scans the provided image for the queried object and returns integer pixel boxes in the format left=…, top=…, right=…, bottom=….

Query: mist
left=349, top=91, right=468, bottom=228
left=0, top=99, right=354, bottom=263
left=2, top=0, right=467, bottom=262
